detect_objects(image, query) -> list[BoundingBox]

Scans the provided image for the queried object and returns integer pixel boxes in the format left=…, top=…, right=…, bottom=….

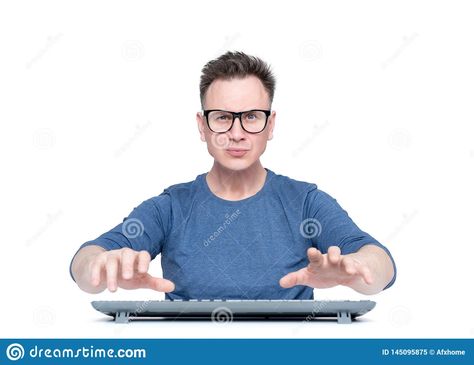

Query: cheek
left=207, top=133, right=232, bottom=152
left=246, top=138, right=268, bottom=158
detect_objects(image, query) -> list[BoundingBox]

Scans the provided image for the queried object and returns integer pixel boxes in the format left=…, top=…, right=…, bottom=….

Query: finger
left=105, top=256, right=119, bottom=292
left=145, top=276, right=175, bottom=292
left=360, top=265, right=373, bottom=285
left=341, top=257, right=356, bottom=275
left=307, top=247, right=324, bottom=267
left=121, top=248, right=136, bottom=280
left=136, top=250, right=151, bottom=274
left=351, top=258, right=374, bottom=285
left=279, top=268, right=308, bottom=289
left=327, top=246, right=341, bottom=265
left=90, top=254, right=106, bottom=287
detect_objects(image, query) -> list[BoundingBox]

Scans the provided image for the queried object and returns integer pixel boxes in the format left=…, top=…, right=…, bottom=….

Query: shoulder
left=267, top=169, right=318, bottom=196
left=146, top=173, right=204, bottom=209
left=265, top=170, right=339, bottom=214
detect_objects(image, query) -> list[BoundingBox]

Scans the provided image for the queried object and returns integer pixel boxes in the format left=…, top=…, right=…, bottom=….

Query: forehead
left=204, top=75, right=270, bottom=110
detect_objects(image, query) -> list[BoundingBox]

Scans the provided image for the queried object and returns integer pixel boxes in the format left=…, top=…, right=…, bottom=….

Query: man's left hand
left=279, top=246, right=374, bottom=290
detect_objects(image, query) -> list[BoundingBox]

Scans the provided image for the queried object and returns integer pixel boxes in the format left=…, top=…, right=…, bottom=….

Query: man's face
left=197, top=75, right=276, bottom=172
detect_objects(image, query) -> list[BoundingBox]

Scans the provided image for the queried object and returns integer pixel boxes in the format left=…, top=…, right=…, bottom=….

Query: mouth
left=226, top=149, right=249, bottom=157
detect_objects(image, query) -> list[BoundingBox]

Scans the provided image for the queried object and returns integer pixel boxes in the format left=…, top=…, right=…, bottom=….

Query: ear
left=267, top=110, right=276, bottom=141
left=196, top=112, right=206, bottom=142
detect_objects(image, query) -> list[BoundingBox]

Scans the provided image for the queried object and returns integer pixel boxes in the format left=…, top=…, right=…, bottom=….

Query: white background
left=1, top=0, right=473, bottom=338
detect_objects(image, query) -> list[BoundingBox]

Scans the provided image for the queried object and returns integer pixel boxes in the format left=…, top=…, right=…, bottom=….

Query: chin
left=216, top=157, right=260, bottom=172
left=219, top=161, right=252, bottom=172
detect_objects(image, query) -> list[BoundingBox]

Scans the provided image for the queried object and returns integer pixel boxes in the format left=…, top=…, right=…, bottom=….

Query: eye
left=211, top=112, right=232, bottom=121
left=244, top=111, right=264, bottom=122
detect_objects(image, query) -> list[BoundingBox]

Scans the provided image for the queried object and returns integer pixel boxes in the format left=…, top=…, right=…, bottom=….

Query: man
left=70, top=51, right=396, bottom=299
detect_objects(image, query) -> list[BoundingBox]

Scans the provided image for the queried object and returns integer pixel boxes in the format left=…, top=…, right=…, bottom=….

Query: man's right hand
left=71, top=246, right=175, bottom=294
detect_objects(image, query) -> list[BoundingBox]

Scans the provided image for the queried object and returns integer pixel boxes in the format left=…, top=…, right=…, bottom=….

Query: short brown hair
left=199, top=51, right=276, bottom=108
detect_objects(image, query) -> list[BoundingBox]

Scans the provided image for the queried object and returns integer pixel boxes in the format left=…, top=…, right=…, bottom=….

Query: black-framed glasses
left=203, top=109, right=271, bottom=134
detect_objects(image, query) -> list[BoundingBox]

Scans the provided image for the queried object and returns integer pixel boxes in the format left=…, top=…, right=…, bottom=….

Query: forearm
left=71, top=245, right=106, bottom=294
left=346, top=244, right=395, bottom=295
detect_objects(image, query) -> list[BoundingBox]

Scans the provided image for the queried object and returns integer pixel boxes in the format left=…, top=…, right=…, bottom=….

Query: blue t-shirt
left=70, top=168, right=396, bottom=299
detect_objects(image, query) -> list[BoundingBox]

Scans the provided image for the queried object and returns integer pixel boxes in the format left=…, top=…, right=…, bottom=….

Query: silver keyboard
left=91, top=299, right=376, bottom=324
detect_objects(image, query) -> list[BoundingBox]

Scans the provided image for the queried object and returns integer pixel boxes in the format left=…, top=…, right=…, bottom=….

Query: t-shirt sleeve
left=69, top=191, right=172, bottom=282
left=303, top=185, right=396, bottom=290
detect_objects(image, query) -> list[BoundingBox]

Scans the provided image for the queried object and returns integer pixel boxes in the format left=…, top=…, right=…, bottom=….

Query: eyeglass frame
left=202, top=109, right=271, bottom=134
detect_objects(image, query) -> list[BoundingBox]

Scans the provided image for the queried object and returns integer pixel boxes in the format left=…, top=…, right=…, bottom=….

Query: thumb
left=279, top=269, right=306, bottom=288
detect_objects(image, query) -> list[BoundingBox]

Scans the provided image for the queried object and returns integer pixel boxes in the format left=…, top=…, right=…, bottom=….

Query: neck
left=206, top=161, right=267, bottom=201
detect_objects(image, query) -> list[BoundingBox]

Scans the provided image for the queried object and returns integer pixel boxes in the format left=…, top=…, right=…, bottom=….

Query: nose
left=227, top=115, right=246, bottom=140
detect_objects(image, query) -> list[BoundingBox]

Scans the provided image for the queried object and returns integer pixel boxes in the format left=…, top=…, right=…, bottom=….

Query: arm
left=279, top=244, right=395, bottom=295
left=70, top=193, right=174, bottom=293
left=281, top=186, right=397, bottom=294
